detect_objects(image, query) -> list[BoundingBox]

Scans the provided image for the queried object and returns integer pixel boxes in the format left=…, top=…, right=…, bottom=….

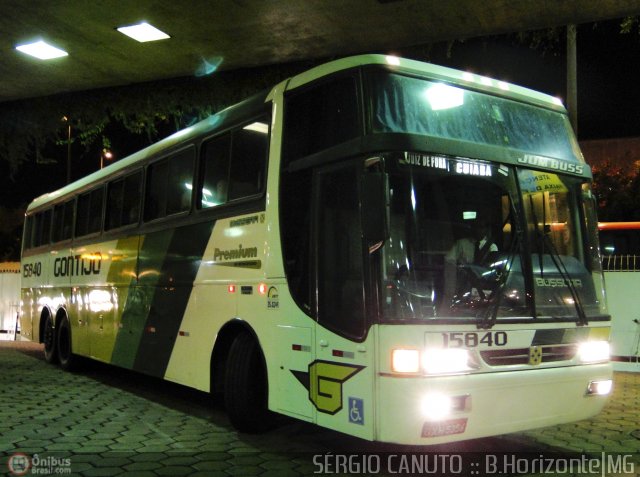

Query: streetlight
left=100, top=148, right=113, bottom=169
left=62, top=116, right=71, bottom=184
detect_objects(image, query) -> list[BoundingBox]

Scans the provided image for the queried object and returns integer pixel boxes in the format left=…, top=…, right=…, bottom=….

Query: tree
left=591, top=161, right=640, bottom=221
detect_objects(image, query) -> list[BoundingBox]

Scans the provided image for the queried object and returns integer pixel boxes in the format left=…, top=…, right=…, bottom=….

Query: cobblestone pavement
left=1, top=341, right=638, bottom=476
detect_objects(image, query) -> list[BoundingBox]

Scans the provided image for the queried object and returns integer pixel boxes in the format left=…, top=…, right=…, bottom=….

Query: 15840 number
left=442, top=331, right=507, bottom=348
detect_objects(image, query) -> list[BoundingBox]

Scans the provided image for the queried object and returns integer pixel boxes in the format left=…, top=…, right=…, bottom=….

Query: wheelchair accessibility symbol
left=348, top=397, right=364, bottom=425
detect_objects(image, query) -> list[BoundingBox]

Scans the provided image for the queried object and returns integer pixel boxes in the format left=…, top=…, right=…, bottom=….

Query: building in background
left=0, top=262, right=20, bottom=340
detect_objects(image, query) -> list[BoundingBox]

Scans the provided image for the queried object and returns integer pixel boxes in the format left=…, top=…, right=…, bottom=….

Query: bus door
left=311, top=161, right=377, bottom=440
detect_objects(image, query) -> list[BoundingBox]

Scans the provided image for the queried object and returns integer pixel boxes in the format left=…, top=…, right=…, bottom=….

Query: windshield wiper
left=476, top=229, right=521, bottom=330
left=540, top=231, right=589, bottom=326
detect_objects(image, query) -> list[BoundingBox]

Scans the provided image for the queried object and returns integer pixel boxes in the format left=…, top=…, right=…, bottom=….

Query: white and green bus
left=20, top=55, right=612, bottom=445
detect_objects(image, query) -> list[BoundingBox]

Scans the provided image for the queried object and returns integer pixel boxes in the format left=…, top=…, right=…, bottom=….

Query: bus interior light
left=425, top=83, right=464, bottom=111
left=578, top=341, right=610, bottom=363
left=391, top=349, right=420, bottom=373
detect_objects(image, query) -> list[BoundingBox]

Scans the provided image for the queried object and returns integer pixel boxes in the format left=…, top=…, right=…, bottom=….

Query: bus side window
left=228, top=119, right=269, bottom=201
left=40, top=209, right=52, bottom=247
left=23, top=215, right=34, bottom=250
left=283, top=75, right=359, bottom=161
left=167, top=149, right=194, bottom=215
left=145, top=159, right=168, bottom=221
left=200, top=135, right=231, bottom=208
left=61, top=200, right=74, bottom=240
left=52, top=200, right=74, bottom=243
left=107, top=171, right=142, bottom=230
left=145, top=149, right=194, bottom=221
left=31, top=209, right=53, bottom=248
left=52, top=204, right=64, bottom=243
left=76, top=187, right=104, bottom=237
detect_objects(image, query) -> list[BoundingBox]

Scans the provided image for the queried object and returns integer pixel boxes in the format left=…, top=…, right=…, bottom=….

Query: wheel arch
left=54, top=306, right=69, bottom=328
left=210, top=319, right=265, bottom=396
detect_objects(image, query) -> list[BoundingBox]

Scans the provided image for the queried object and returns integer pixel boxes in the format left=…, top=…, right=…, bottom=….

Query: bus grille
left=480, top=345, right=577, bottom=366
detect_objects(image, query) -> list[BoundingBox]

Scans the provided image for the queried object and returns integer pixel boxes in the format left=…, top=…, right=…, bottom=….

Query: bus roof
left=286, top=54, right=567, bottom=113
left=27, top=54, right=568, bottom=213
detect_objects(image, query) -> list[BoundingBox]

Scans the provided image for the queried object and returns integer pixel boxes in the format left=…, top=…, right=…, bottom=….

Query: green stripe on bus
left=132, top=221, right=214, bottom=377
left=110, top=230, right=172, bottom=369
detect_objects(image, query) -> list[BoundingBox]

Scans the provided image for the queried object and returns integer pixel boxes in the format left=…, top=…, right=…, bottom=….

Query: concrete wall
left=604, top=271, right=640, bottom=372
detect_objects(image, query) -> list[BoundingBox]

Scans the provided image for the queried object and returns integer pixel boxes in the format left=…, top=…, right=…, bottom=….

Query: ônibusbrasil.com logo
left=7, top=453, right=71, bottom=476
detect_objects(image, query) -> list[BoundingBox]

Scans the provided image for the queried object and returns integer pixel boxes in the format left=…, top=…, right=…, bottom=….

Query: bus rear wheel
left=224, top=332, right=273, bottom=433
left=56, top=315, right=76, bottom=371
left=43, top=313, right=57, bottom=364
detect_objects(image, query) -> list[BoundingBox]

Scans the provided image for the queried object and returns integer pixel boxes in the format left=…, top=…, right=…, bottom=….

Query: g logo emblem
left=292, top=360, right=364, bottom=414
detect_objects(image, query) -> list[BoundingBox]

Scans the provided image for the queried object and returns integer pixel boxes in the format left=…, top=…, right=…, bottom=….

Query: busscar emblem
left=529, top=346, right=543, bottom=366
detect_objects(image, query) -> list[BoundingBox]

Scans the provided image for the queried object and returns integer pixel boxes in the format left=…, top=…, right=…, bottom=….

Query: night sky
left=410, top=19, right=640, bottom=141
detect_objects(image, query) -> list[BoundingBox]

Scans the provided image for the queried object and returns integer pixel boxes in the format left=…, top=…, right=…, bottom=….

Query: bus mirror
left=361, top=172, right=389, bottom=252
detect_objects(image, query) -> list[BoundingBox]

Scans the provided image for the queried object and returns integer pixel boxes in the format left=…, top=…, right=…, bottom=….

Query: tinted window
left=369, top=70, right=581, bottom=163
left=284, top=76, right=359, bottom=161
left=200, top=135, right=230, bottom=208
left=52, top=200, right=74, bottom=242
left=23, top=215, right=34, bottom=250
left=229, top=122, right=268, bottom=200
left=200, top=118, right=268, bottom=209
left=106, top=171, right=142, bottom=230
left=315, top=163, right=366, bottom=338
left=32, top=209, right=52, bottom=247
left=76, top=188, right=104, bottom=237
left=145, top=149, right=194, bottom=221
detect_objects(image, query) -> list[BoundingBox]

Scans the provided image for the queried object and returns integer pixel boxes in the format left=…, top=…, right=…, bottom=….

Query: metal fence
left=602, top=255, right=640, bottom=272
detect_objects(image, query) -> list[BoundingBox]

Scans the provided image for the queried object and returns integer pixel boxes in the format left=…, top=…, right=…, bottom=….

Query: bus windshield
left=380, top=154, right=606, bottom=323
left=369, top=70, right=581, bottom=162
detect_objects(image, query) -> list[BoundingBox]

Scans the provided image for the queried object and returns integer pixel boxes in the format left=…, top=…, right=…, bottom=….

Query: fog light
left=421, top=393, right=452, bottom=420
left=587, top=379, right=612, bottom=396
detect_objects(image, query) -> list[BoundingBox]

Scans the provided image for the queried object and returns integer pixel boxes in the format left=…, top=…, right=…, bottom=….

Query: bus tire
left=56, top=315, right=76, bottom=371
left=224, top=332, right=273, bottom=433
left=43, top=313, right=57, bottom=364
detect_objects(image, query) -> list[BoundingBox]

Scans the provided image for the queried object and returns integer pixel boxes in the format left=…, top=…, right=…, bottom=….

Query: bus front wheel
left=43, top=313, right=57, bottom=364
left=224, top=332, right=273, bottom=433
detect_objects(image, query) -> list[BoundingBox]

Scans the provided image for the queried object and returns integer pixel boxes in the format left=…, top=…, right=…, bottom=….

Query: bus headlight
left=391, top=349, right=420, bottom=373
left=578, top=341, right=610, bottom=363
left=422, top=348, right=474, bottom=374
left=392, top=348, right=476, bottom=374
